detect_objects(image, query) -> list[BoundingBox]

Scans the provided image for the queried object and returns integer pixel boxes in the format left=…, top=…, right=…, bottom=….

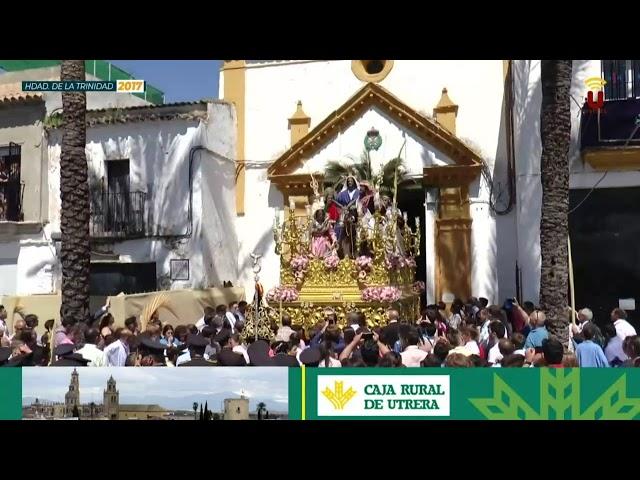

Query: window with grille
left=602, top=60, right=640, bottom=100
left=0, top=143, right=22, bottom=222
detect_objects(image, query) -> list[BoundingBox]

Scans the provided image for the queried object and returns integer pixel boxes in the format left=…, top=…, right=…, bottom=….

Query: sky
left=23, top=367, right=288, bottom=413
left=109, top=60, right=222, bottom=103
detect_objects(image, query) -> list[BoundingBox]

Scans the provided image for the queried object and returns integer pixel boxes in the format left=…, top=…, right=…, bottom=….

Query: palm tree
left=539, top=60, right=573, bottom=348
left=192, top=402, right=198, bottom=420
left=60, top=60, right=90, bottom=325
left=256, top=402, right=267, bottom=420
left=324, top=150, right=407, bottom=197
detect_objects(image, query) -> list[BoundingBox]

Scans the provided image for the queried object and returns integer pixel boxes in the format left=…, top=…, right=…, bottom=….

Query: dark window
left=570, top=187, right=640, bottom=332
left=602, top=60, right=640, bottom=100
left=363, top=60, right=385, bottom=75
left=106, top=160, right=130, bottom=232
left=90, top=262, right=157, bottom=295
left=0, top=143, right=23, bottom=221
left=91, top=159, right=146, bottom=238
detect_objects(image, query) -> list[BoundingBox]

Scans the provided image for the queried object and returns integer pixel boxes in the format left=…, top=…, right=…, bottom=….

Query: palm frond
left=324, top=160, right=352, bottom=188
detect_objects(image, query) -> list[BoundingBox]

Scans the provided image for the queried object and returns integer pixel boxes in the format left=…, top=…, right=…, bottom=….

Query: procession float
left=245, top=129, right=424, bottom=334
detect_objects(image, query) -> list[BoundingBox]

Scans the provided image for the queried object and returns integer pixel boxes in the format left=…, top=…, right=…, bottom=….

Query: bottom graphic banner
left=288, top=368, right=640, bottom=420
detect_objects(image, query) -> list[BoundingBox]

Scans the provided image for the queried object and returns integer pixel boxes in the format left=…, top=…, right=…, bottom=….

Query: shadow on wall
left=568, top=60, right=595, bottom=171
left=511, top=60, right=592, bottom=304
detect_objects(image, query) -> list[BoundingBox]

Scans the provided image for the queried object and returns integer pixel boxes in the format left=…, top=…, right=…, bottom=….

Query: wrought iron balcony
left=90, top=191, right=146, bottom=239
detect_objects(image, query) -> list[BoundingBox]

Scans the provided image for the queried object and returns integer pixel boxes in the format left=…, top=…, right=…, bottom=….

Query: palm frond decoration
left=140, top=292, right=179, bottom=331
left=323, top=150, right=407, bottom=196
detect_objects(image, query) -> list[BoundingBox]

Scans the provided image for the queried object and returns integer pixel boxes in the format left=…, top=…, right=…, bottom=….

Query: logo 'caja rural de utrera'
left=317, top=375, right=450, bottom=417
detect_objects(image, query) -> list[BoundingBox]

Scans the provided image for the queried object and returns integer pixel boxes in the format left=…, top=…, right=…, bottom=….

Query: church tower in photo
left=103, top=376, right=120, bottom=420
left=64, top=368, right=80, bottom=417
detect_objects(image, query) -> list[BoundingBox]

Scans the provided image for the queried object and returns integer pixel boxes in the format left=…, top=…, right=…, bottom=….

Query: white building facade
left=222, top=60, right=511, bottom=305
left=0, top=99, right=239, bottom=299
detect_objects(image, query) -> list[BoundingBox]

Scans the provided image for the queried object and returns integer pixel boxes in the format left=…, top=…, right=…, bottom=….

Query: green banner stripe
left=0, top=370, right=22, bottom=420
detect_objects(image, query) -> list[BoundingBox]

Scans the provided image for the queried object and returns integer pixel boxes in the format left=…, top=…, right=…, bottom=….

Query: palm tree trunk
left=539, top=60, right=573, bottom=348
left=60, top=60, right=90, bottom=325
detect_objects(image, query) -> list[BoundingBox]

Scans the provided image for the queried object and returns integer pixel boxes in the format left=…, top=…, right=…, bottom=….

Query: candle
left=305, top=205, right=311, bottom=217
left=403, top=212, right=408, bottom=222
left=289, top=198, right=295, bottom=210
left=415, top=217, right=420, bottom=228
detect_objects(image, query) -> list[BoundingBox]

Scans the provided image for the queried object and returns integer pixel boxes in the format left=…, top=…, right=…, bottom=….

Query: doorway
left=569, top=186, right=640, bottom=330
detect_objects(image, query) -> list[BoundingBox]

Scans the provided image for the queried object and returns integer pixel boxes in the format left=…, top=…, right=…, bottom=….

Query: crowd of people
left=0, top=296, right=638, bottom=368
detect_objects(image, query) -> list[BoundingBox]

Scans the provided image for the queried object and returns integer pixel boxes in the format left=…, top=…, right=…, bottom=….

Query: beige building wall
left=224, top=398, right=249, bottom=420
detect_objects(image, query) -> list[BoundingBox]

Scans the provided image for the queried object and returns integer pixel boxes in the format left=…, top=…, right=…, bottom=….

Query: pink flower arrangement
left=384, top=254, right=406, bottom=271
left=290, top=254, right=309, bottom=283
left=412, top=281, right=426, bottom=293
left=323, top=253, right=339, bottom=271
left=405, top=257, right=417, bottom=269
left=266, top=286, right=299, bottom=303
left=356, top=255, right=373, bottom=272
left=361, top=286, right=402, bottom=303
left=291, top=254, right=309, bottom=272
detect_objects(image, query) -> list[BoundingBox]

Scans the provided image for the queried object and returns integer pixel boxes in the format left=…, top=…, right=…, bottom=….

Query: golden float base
left=266, top=294, right=420, bottom=330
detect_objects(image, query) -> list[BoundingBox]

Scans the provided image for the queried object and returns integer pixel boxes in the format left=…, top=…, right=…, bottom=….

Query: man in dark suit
left=380, top=309, right=401, bottom=349
left=178, top=334, right=216, bottom=366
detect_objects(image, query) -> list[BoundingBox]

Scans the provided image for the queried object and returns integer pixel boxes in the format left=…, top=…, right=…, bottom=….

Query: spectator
left=492, top=338, right=515, bottom=367
left=380, top=308, right=400, bottom=348
left=400, top=327, right=428, bottom=367
left=445, top=353, right=472, bottom=368
left=524, top=338, right=564, bottom=367
left=487, top=321, right=506, bottom=365
left=512, top=332, right=526, bottom=356
left=576, top=323, right=609, bottom=368
left=99, top=314, right=115, bottom=338
left=524, top=310, right=549, bottom=349
left=104, top=328, right=129, bottom=367
left=602, top=323, right=624, bottom=366
left=501, top=354, right=525, bottom=368
left=124, top=316, right=139, bottom=336
left=562, top=353, right=579, bottom=367
left=275, top=315, right=295, bottom=342
left=449, top=299, right=464, bottom=330
left=378, top=351, right=403, bottom=367
left=77, top=328, right=106, bottom=367
left=460, top=325, right=480, bottom=355
left=160, top=324, right=177, bottom=347
left=611, top=308, right=637, bottom=342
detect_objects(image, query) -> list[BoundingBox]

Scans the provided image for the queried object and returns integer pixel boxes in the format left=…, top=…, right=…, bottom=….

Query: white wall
left=19, top=102, right=239, bottom=294
left=236, top=60, right=507, bottom=299
left=510, top=59, right=630, bottom=304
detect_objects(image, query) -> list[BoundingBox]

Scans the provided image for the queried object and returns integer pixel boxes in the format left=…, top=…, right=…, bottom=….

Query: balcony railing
left=602, top=60, right=640, bottom=101
left=90, top=191, right=146, bottom=239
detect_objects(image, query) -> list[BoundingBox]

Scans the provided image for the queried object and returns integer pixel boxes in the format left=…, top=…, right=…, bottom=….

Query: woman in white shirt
left=318, top=341, right=342, bottom=367
left=449, top=299, right=465, bottom=330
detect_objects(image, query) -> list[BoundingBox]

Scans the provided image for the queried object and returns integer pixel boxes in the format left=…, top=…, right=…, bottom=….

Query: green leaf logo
left=470, top=369, right=640, bottom=420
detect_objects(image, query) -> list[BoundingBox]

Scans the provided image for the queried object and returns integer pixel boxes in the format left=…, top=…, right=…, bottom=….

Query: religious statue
left=336, top=175, right=360, bottom=207
left=340, top=205, right=359, bottom=259
left=310, top=209, right=336, bottom=258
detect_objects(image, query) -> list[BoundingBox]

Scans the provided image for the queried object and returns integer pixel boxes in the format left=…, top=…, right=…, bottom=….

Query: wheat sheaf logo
left=470, top=369, right=640, bottom=420
left=322, top=381, right=357, bottom=410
